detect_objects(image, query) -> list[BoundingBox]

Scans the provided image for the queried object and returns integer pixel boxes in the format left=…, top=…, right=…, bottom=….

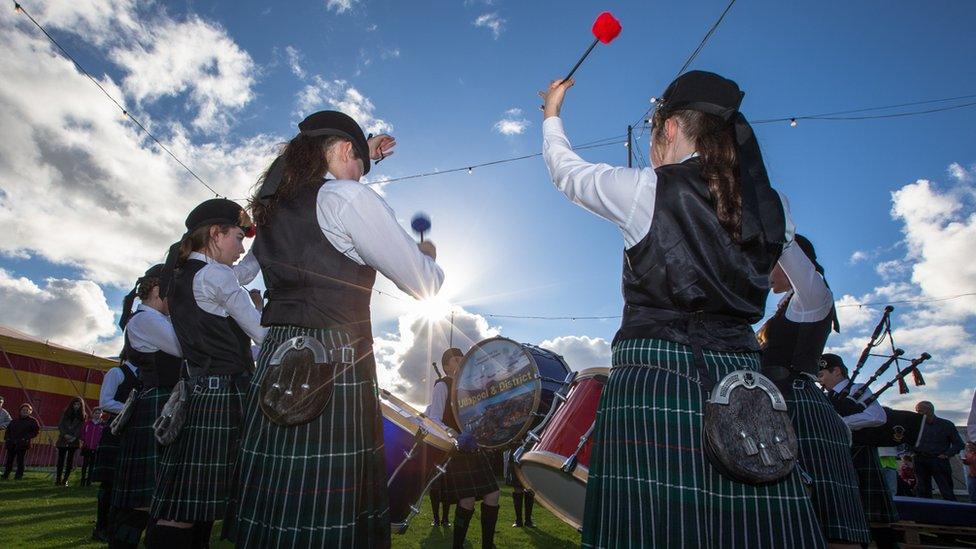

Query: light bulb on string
left=14, top=3, right=23, bottom=13
left=789, top=118, right=797, bottom=128
left=649, top=97, right=658, bottom=104
left=467, top=167, right=473, bottom=174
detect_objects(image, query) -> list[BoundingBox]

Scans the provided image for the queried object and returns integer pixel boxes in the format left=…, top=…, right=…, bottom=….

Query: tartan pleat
left=150, top=376, right=245, bottom=522
left=581, top=338, right=826, bottom=549
left=851, top=445, right=899, bottom=524
left=442, top=451, right=499, bottom=502
left=788, top=377, right=871, bottom=543
left=112, top=387, right=171, bottom=509
left=91, top=426, right=120, bottom=483
left=234, top=325, right=390, bottom=548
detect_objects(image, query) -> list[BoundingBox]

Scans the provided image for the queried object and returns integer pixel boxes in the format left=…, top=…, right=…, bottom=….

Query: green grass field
left=0, top=471, right=580, bottom=548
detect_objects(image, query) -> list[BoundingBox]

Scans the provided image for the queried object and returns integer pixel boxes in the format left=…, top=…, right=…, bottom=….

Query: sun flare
left=413, top=296, right=453, bottom=322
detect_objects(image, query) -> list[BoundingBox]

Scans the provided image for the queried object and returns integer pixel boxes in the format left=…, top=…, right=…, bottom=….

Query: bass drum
left=452, top=337, right=572, bottom=450
left=380, top=389, right=457, bottom=533
left=514, top=367, right=608, bottom=530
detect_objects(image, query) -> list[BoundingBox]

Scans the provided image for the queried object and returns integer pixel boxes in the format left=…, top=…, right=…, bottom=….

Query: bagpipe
left=828, top=306, right=932, bottom=447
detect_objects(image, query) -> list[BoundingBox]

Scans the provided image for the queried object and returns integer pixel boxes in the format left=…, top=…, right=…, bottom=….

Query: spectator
left=79, top=407, right=104, bottom=487
left=878, top=446, right=899, bottom=495
left=897, top=454, right=917, bottom=496
left=0, top=396, right=11, bottom=430
left=55, top=397, right=86, bottom=486
left=2, top=403, right=40, bottom=480
left=962, top=442, right=976, bottom=503
left=913, top=401, right=964, bottom=500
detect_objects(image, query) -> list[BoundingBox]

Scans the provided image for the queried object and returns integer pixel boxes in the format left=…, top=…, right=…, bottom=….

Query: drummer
left=759, top=236, right=871, bottom=547
left=540, top=71, right=824, bottom=547
left=818, top=354, right=899, bottom=547
left=426, top=347, right=501, bottom=549
left=234, top=110, right=443, bottom=548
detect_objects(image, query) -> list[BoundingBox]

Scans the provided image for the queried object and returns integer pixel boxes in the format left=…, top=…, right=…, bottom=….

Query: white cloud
left=0, top=269, right=118, bottom=354
left=948, top=162, right=973, bottom=183
left=849, top=250, right=869, bottom=264
left=295, top=77, right=393, bottom=135
left=874, top=259, right=908, bottom=280
left=325, top=0, right=357, bottom=13
left=285, top=45, right=307, bottom=79
left=834, top=294, right=877, bottom=329
left=0, top=8, right=278, bottom=286
left=473, top=12, right=505, bottom=39
left=538, top=335, right=611, bottom=371
left=493, top=108, right=530, bottom=135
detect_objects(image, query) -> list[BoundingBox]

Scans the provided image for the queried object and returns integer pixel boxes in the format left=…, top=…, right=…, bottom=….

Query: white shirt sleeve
left=126, top=307, right=183, bottom=357
left=424, top=381, right=448, bottom=420
left=320, top=183, right=445, bottom=300
left=842, top=383, right=887, bottom=430
left=233, top=250, right=261, bottom=286
left=778, top=242, right=834, bottom=323
left=193, top=260, right=268, bottom=346
left=99, top=367, right=128, bottom=414
left=542, top=116, right=657, bottom=248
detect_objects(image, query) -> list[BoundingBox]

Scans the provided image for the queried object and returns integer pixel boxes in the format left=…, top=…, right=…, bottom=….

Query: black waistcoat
left=113, top=363, right=141, bottom=404
left=253, top=181, right=377, bottom=342
left=759, top=295, right=837, bottom=380
left=615, top=157, right=785, bottom=352
left=121, top=310, right=184, bottom=389
left=435, top=377, right=460, bottom=432
left=169, top=259, right=253, bottom=376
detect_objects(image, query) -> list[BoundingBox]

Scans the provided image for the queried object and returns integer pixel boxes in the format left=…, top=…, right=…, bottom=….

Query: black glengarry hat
left=185, top=198, right=253, bottom=234
left=818, top=353, right=845, bottom=371
left=657, top=70, right=744, bottom=122
left=119, top=263, right=165, bottom=329
left=298, top=110, right=371, bottom=173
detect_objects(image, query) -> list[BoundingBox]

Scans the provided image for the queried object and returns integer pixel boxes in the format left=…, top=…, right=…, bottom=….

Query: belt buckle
left=792, top=377, right=805, bottom=391
left=328, top=346, right=355, bottom=365
left=208, top=376, right=221, bottom=390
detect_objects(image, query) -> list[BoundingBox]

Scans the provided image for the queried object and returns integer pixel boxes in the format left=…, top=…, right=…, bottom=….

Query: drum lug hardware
left=560, top=455, right=578, bottom=474
left=435, top=463, right=448, bottom=474
left=527, top=432, right=540, bottom=442
left=555, top=392, right=567, bottom=403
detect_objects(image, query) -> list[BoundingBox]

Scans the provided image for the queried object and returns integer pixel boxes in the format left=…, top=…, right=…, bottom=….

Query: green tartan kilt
left=150, top=374, right=246, bottom=523
left=581, top=338, right=826, bottom=549
left=233, top=326, right=390, bottom=548
left=851, top=445, right=899, bottom=524
left=442, top=451, right=499, bottom=502
left=112, top=386, right=171, bottom=509
left=788, top=376, right=872, bottom=543
left=91, top=420, right=120, bottom=483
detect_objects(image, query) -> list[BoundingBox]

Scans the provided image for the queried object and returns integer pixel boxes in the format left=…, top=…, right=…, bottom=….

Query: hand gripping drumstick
left=411, top=213, right=431, bottom=243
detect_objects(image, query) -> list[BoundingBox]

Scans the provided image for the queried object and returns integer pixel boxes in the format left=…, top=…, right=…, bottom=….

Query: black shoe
left=442, top=521, right=450, bottom=528
left=525, top=519, right=535, bottom=527
left=512, top=521, right=523, bottom=528
left=431, top=520, right=440, bottom=527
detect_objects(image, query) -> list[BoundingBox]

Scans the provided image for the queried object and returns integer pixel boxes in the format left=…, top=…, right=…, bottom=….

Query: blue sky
left=1, top=0, right=974, bottom=419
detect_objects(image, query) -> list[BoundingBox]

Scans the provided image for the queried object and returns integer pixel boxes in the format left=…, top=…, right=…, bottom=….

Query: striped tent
left=0, top=325, right=115, bottom=466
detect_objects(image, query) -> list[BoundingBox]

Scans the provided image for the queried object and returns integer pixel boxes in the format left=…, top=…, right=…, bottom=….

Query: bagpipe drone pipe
left=827, top=307, right=932, bottom=447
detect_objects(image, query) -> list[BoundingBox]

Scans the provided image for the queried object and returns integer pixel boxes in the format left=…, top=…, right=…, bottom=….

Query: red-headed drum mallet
left=562, top=12, right=622, bottom=83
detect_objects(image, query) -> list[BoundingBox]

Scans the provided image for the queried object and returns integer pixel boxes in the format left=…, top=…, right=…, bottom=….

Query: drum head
left=516, top=451, right=589, bottom=530
left=452, top=337, right=545, bottom=449
left=380, top=389, right=456, bottom=452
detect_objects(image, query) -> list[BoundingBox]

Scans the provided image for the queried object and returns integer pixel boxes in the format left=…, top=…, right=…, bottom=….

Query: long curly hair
left=652, top=108, right=742, bottom=242
left=61, top=396, right=87, bottom=423
left=250, top=134, right=352, bottom=227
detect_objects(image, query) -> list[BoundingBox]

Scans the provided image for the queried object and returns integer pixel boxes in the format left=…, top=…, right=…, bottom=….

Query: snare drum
left=380, top=389, right=457, bottom=533
left=452, top=337, right=572, bottom=450
left=515, top=367, right=608, bottom=530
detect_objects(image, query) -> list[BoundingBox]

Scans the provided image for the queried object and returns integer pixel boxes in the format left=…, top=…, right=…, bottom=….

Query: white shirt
left=124, top=304, right=182, bottom=360
left=834, top=379, right=887, bottom=431
left=189, top=251, right=267, bottom=346
left=234, top=251, right=261, bottom=286
left=776, top=241, right=835, bottom=323
left=542, top=116, right=796, bottom=248
left=99, top=363, right=137, bottom=414
left=425, top=379, right=449, bottom=422
left=316, top=179, right=444, bottom=299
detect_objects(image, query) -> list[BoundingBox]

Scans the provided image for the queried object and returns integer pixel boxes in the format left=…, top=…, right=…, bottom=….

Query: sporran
left=153, top=380, right=189, bottom=446
left=258, top=335, right=352, bottom=427
left=110, top=388, right=140, bottom=436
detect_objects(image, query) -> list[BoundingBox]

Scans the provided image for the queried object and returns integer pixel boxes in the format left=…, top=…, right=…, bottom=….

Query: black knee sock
left=481, top=503, right=500, bottom=549
left=430, top=493, right=441, bottom=523
left=512, top=491, right=524, bottom=526
left=441, top=501, right=450, bottom=524
left=109, top=509, right=149, bottom=548
left=191, top=521, right=213, bottom=548
left=146, top=524, right=194, bottom=548
left=452, top=506, right=474, bottom=549
left=524, top=491, right=535, bottom=525
left=96, top=482, right=113, bottom=531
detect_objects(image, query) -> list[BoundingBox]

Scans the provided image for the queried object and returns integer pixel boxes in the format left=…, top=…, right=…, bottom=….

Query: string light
left=14, top=2, right=22, bottom=13
left=467, top=167, right=473, bottom=174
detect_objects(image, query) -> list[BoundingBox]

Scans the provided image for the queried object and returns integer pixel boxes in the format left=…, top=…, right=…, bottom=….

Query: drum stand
left=512, top=371, right=578, bottom=464
left=387, top=425, right=454, bottom=535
